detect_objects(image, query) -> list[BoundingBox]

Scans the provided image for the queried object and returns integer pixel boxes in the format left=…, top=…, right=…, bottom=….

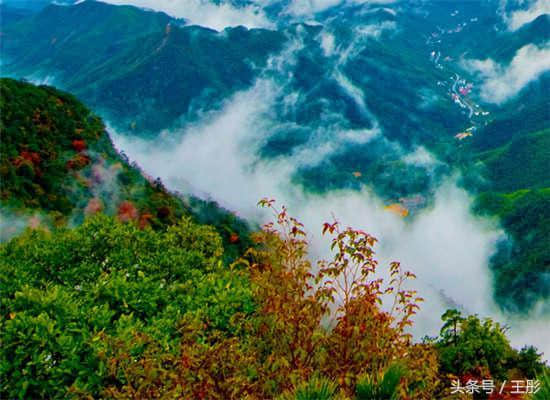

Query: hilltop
left=0, top=78, right=250, bottom=258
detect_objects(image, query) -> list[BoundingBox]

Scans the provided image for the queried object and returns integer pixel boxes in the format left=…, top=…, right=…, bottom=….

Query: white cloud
left=320, top=31, right=336, bottom=56
left=464, top=43, right=550, bottom=104
left=285, top=0, right=396, bottom=17
left=100, top=19, right=548, bottom=355
left=101, top=0, right=273, bottom=31
left=110, top=60, right=550, bottom=356
left=285, top=0, right=342, bottom=16
left=402, top=146, right=439, bottom=168
left=505, top=0, right=550, bottom=31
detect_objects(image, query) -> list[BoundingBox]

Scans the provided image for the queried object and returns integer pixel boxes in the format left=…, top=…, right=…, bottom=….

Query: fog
left=503, top=0, right=550, bottom=31
left=102, top=0, right=273, bottom=30
left=464, top=42, right=550, bottom=104
left=111, top=61, right=549, bottom=354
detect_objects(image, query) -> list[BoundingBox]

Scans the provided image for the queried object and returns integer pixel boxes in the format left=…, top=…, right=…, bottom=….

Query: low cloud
left=285, top=0, right=397, bottom=17
left=503, top=0, right=550, bottom=31
left=110, top=65, right=550, bottom=355
left=464, top=43, right=550, bottom=104
left=92, top=15, right=548, bottom=354
left=101, top=0, right=273, bottom=31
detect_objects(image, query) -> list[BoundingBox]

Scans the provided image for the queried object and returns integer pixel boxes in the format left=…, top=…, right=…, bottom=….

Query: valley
left=1, top=0, right=549, bottom=375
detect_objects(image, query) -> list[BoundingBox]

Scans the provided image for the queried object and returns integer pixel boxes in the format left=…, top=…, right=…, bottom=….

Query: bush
left=0, top=215, right=253, bottom=399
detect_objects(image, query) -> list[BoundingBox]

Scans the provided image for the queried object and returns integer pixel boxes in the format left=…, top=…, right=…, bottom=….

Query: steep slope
left=1, top=1, right=286, bottom=132
left=2, top=0, right=548, bottom=310
left=0, top=78, right=251, bottom=258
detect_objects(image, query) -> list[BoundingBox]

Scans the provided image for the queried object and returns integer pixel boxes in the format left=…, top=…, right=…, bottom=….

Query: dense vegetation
left=1, top=201, right=547, bottom=399
left=1, top=1, right=285, bottom=133
left=0, top=79, right=546, bottom=397
left=466, top=107, right=549, bottom=311
left=0, top=78, right=250, bottom=259
left=0, top=2, right=548, bottom=397
left=474, top=189, right=550, bottom=311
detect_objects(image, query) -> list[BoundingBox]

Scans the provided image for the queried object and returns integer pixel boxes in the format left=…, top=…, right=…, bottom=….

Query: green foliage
left=279, top=375, right=339, bottom=400
left=434, top=310, right=546, bottom=385
left=436, top=310, right=512, bottom=380
left=2, top=1, right=285, bottom=132
left=0, top=201, right=542, bottom=399
left=514, top=346, right=546, bottom=379
left=478, top=129, right=550, bottom=192
left=0, top=215, right=254, bottom=399
left=475, top=189, right=550, bottom=310
left=100, top=200, right=439, bottom=399
left=355, top=364, right=406, bottom=400
left=0, top=77, right=252, bottom=259
left=0, top=77, right=103, bottom=214
left=533, top=370, right=550, bottom=400
left=0, top=77, right=183, bottom=222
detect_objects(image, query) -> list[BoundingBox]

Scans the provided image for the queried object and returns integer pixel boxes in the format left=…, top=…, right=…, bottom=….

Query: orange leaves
left=85, top=198, right=103, bottom=215
left=139, top=213, right=154, bottom=229
left=241, top=199, right=435, bottom=397
left=105, top=198, right=438, bottom=399
left=117, top=201, right=138, bottom=222
left=229, top=233, right=240, bottom=243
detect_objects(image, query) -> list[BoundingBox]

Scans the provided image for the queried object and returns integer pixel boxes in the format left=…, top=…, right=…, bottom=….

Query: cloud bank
left=284, top=0, right=397, bottom=17
left=100, top=0, right=398, bottom=28
left=464, top=42, right=550, bottom=104
left=504, top=0, right=550, bottom=31
left=102, top=0, right=273, bottom=30
left=109, top=45, right=550, bottom=354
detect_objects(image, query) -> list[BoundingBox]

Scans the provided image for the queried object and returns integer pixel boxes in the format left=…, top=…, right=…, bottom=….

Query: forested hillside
left=0, top=78, right=548, bottom=399
left=0, top=78, right=250, bottom=258
left=1, top=1, right=285, bottom=132
left=1, top=0, right=549, bottom=397
left=2, top=203, right=548, bottom=399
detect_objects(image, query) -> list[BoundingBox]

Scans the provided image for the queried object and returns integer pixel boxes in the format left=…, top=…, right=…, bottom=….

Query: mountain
left=0, top=80, right=546, bottom=396
left=0, top=78, right=251, bottom=258
left=1, top=0, right=548, bottom=310
left=1, top=1, right=285, bottom=132
left=1, top=2, right=549, bottom=398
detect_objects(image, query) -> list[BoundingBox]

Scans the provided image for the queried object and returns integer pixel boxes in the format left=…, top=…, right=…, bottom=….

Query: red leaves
left=322, top=222, right=337, bottom=235
left=20, top=151, right=41, bottom=164
left=117, top=201, right=138, bottom=222
left=66, top=153, right=90, bottom=170
left=13, top=151, right=41, bottom=170
left=72, top=139, right=87, bottom=152
left=229, top=233, right=240, bottom=244
left=237, top=198, right=433, bottom=396
left=85, top=198, right=103, bottom=215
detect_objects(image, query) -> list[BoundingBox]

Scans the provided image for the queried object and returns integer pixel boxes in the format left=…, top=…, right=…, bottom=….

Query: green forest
left=1, top=80, right=549, bottom=399
left=0, top=78, right=251, bottom=259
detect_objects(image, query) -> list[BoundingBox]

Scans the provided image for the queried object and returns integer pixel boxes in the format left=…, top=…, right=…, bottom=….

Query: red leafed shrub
left=13, top=151, right=41, bottom=168
left=72, top=139, right=87, bottom=152
left=85, top=198, right=103, bottom=215
left=66, top=154, right=90, bottom=170
left=117, top=201, right=139, bottom=222
left=139, top=213, right=154, bottom=229
left=20, top=151, right=41, bottom=164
